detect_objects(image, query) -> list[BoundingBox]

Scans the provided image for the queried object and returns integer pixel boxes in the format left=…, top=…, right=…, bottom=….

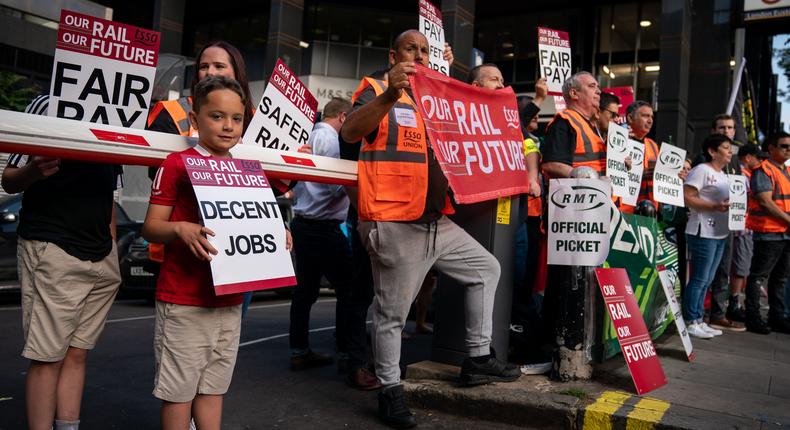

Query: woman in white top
left=683, top=134, right=733, bottom=339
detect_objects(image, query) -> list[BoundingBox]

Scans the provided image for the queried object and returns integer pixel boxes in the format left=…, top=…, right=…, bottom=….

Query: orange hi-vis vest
left=638, top=137, right=660, bottom=207
left=746, top=159, right=790, bottom=233
left=146, top=97, right=194, bottom=136
left=145, top=97, right=194, bottom=263
left=351, top=78, right=453, bottom=221
left=547, top=108, right=607, bottom=176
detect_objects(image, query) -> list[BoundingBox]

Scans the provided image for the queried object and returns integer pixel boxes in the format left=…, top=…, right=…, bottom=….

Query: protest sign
left=596, top=267, right=668, bottom=395
left=625, top=139, right=645, bottom=206
left=418, top=0, right=450, bottom=75
left=48, top=10, right=160, bottom=129
left=184, top=154, right=296, bottom=294
left=537, top=27, right=571, bottom=96
left=653, top=142, right=686, bottom=207
left=244, top=59, right=318, bottom=152
left=728, top=174, right=747, bottom=231
left=409, top=64, right=529, bottom=203
left=547, top=178, right=611, bottom=266
left=657, top=265, right=695, bottom=362
left=607, top=122, right=630, bottom=199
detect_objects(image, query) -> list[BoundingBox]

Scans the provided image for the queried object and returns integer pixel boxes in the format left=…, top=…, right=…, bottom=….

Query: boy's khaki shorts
left=153, top=301, right=242, bottom=403
left=20, top=239, right=121, bottom=362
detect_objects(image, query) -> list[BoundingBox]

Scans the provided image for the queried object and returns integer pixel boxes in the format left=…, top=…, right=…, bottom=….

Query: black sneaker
left=377, top=385, right=416, bottom=429
left=746, top=318, right=771, bottom=335
left=726, top=307, right=747, bottom=323
left=459, top=355, right=521, bottom=386
left=769, top=318, right=790, bottom=334
left=290, top=350, right=333, bottom=371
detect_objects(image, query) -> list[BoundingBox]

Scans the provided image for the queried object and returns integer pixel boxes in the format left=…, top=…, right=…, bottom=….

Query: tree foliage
left=0, top=71, right=39, bottom=112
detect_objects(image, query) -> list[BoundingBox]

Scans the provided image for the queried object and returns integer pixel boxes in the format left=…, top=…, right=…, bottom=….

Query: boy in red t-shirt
left=142, top=75, right=248, bottom=430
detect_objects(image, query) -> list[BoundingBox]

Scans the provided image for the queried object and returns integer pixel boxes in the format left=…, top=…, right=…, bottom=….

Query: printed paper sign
left=184, top=154, right=296, bottom=294
left=653, top=142, right=686, bottom=207
left=625, top=140, right=645, bottom=206
left=607, top=122, right=630, bottom=199
left=547, top=178, right=611, bottom=266
left=537, top=27, right=571, bottom=96
left=409, top=64, right=529, bottom=203
left=48, top=10, right=160, bottom=129
left=657, top=265, right=695, bottom=362
left=244, top=59, right=318, bottom=152
left=418, top=0, right=450, bottom=75
left=729, top=174, right=748, bottom=230
left=595, top=268, right=668, bottom=395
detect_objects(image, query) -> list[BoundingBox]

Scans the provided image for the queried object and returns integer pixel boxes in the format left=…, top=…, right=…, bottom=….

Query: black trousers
left=344, top=214, right=375, bottom=370
left=745, top=239, right=790, bottom=323
left=289, top=217, right=354, bottom=351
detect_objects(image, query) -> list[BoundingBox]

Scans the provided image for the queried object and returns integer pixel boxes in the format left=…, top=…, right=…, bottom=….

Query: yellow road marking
left=584, top=391, right=631, bottom=430
left=625, top=397, right=671, bottom=430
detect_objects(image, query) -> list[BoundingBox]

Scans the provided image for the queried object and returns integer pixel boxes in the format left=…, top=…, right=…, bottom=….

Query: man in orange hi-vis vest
left=541, top=71, right=606, bottom=179
left=340, top=29, right=519, bottom=429
left=744, top=132, right=790, bottom=335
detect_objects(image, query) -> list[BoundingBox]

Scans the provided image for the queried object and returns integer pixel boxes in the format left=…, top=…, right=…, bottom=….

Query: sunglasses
left=604, top=109, right=620, bottom=119
left=780, top=144, right=790, bottom=150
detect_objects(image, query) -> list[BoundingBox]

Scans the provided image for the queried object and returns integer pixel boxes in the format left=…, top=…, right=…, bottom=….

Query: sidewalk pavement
left=403, top=328, right=790, bottom=429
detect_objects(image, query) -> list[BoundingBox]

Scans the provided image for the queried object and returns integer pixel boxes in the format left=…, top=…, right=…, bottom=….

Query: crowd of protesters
left=4, top=28, right=790, bottom=430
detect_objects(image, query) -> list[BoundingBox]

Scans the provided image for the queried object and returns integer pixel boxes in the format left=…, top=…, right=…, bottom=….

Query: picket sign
left=0, top=109, right=357, bottom=186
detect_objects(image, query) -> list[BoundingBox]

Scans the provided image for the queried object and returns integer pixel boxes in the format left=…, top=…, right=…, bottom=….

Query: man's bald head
left=389, top=30, right=429, bottom=67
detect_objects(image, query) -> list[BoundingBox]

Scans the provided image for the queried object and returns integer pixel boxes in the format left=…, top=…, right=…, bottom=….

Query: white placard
left=657, top=266, right=695, bottom=362
left=625, top=140, right=645, bottom=206
left=547, top=178, right=611, bottom=266
left=418, top=0, right=450, bottom=75
left=48, top=10, right=160, bottom=129
left=606, top=122, right=630, bottom=199
left=728, top=174, right=748, bottom=231
left=537, top=27, right=571, bottom=96
left=184, top=154, right=295, bottom=294
left=244, top=59, right=318, bottom=152
left=653, top=142, right=687, bottom=207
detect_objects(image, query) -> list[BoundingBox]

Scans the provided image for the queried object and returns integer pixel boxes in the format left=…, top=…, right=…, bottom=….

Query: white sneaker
left=700, top=322, right=723, bottom=336
left=687, top=323, right=714, bottom=339
left=520, top=362, right=552, bottom=375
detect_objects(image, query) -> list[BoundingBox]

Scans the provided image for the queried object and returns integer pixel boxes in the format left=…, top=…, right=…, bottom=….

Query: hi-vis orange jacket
left=747, top=159, right=790, bottom=233
left=351, top=78, right=453, bottom=221
left=146, top=97, right=194, bottom=136
left=546, top=109, right=607, bottom=176
left=145, top=97, right=195, bottom=263
left=638, top=137, right=660, bottom=207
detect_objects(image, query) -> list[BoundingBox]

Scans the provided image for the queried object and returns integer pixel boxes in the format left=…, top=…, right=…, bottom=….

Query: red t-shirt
left=149, top=147, right=244, bottom=307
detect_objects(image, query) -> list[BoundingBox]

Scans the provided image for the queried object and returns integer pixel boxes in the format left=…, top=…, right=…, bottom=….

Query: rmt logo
left=609, top=132, right=628, bottom=153
left=630, top=144, right=644, bottom=166
left=550, top=185, right=607, bottom=211
left=659, top=150, right=683, bottom=169
left=730, top=179, right=746, bottom=196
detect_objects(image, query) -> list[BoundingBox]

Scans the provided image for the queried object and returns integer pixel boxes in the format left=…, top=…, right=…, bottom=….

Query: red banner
left=595, top=268, right=667, bottom=395
left=409, top=65, right=529, bottom=203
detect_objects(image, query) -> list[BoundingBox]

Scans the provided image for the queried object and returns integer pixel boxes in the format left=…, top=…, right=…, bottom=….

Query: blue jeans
left=683, top=234, right=727, bottom=322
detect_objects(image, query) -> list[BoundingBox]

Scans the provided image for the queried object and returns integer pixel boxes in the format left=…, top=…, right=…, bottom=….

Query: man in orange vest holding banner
left=340, top=29, right=519, bottom=429
left=541, top=71, right=606, bottom=179
left=744, top=132, right=790, bottom=334
left=626, top=100, right=660, bottom=210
